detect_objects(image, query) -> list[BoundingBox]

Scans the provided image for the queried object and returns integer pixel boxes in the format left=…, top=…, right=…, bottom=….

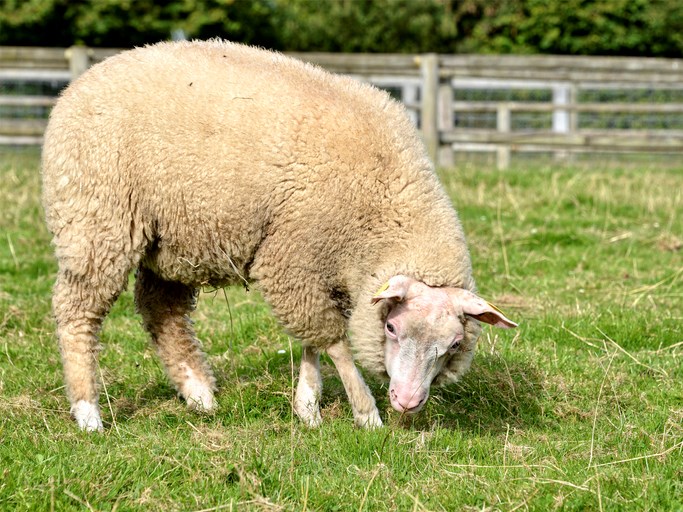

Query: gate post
left=419, top=53, right=439, bottom=167
left=66, top=46, right=90, bottom=81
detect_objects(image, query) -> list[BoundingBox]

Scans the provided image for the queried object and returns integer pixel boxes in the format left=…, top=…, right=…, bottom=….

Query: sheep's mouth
left=389, top=388, right=428, bottom=414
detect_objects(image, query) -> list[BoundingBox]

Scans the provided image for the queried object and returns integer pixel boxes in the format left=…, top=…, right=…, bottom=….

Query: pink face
left=372, top=276, right=517, bottom=414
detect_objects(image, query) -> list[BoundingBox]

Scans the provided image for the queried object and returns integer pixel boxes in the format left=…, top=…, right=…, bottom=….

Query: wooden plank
left=0, top=69, right=71, bottom=81
left=452, top=102, right=683, bottom=113
left=445, top=67, right=683, bottom=84
left=440, top=54, right=683, bottom=75
left=289, top=52, right=421, bottom=76
left=0, top=95, right=56, bottom=107
left=0, top=134, right=43, bottom=145
left=450, top=142, right=683, bottom=155
left=0, top=46, right=66, bottom=60
left=440, top=53, right=683, bottom=84
left=450, top=77, right=683, bottom=90
left=0, top=119, right=48, bottom=136
left=90, top=48, right=123, bottom=63
left=442, top=129, right=683, bottom=152
left=0, top=46, right=68, bottom=70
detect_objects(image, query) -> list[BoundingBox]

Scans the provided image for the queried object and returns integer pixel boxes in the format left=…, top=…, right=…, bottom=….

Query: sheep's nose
left=390, top=388, right=426, bottom=414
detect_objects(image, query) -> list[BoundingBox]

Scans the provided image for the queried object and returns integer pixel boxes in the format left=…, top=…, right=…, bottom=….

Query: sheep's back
left=42, top=40, right=450, bottom=288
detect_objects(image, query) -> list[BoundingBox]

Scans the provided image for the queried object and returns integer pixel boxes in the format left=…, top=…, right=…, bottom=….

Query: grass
left=1, top=148, right=682, bottom=511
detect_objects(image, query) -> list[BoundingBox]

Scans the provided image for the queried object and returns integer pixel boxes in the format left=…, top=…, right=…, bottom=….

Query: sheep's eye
left=385, top=322, right=396, bottom=335
left=449, top=339, right=461, bottom=351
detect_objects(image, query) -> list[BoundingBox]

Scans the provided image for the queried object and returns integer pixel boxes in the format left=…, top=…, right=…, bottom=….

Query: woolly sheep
left=42, top=40, right=517, bottom=431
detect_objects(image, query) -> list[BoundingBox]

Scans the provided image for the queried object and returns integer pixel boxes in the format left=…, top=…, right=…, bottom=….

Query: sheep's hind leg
left=294, top=346, right=323, bottom=427
left=326, top=341, right=383, bottom=428
left=53, top=270, right=129, bottom=432
left=134, top=267, right=216, bottom=412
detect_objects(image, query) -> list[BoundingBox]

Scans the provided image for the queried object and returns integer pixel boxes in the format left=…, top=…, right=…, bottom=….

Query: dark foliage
left=1, top=0, right=682, bottom=56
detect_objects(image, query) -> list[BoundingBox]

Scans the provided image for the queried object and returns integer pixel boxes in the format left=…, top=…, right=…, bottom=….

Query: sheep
left=41, top=39, right=517, bottom=432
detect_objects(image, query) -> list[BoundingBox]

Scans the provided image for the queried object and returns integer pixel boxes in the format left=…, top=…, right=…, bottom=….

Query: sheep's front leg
left=326, top=341, right=383, bottom=428
left=294, top=346, right=323, bottom=427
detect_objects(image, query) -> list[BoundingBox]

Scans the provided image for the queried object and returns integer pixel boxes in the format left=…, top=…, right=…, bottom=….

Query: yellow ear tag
left=373, top=281, right=390, bottom=297
left=486, top=301, right=505, bottom=314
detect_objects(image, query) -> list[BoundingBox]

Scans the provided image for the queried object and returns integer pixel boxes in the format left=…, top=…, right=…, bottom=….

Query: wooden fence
left=2, top=46, right=683, bottom=168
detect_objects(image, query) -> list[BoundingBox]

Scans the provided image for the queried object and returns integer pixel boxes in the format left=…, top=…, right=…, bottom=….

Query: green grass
left=1, top=148, right=682, bottom=511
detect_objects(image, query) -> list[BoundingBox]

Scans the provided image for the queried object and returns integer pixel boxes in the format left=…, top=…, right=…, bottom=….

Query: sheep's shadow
left=373, top=353, right=549, bottom=434
left=107, top=380, right=179, bottom=421
left=99, top=346, right=547, bottom=434
left=235, top=347, right=548, bottom=434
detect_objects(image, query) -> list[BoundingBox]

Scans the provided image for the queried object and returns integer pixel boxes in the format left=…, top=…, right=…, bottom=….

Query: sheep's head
left=371, top=275, right=517, bottom=414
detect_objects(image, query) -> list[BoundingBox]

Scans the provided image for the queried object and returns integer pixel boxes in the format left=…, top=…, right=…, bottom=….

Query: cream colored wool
left=42, top=40, right=479, bottom=429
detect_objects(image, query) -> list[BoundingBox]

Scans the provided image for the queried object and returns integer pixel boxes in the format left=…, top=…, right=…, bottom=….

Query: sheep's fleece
left=42, top=40, right=516, bottom=431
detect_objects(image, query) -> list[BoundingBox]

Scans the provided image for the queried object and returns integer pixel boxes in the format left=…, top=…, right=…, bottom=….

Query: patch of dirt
left=657, top=234, right=682, bottom=253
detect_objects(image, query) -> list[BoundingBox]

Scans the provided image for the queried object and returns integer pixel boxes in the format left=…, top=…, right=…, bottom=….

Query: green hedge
left=1, top=0, right=682, bottom=56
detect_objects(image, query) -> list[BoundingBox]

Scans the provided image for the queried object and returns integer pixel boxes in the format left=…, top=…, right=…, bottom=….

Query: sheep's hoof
left=182, top=376, right=216, bottom=413
left=355, top=409, right=383, bottom=429
left=294, top=401, right=323, bottom=428
left=71, top=400, right=104, bottom=432
left=185, top=392, right=216, bottom=413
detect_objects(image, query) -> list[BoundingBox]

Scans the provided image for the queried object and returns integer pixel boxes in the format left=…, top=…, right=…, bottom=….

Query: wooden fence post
left=496, top=104, right=511, bottom=170
left=552, top=83, right=577, bottom=161
left=402, top=84, right=419, bottom=126
left=437, top=82, right=454, bottom=168
left=419, top=53, right=439, bottom=167
left=66, top=46, right=90, bottom=80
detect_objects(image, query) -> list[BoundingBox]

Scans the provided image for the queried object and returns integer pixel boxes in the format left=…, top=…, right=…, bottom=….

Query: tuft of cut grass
left=0, top=148, right=682, bottom=511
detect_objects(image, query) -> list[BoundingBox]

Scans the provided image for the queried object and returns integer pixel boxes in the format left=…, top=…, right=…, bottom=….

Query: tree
left=268, top=0, right=459, bottom=53
left=454, top=0, right=683, bottom=57
left=1, top=0, right=682, bottom=57
left=0, top=0, right=278, bottom=48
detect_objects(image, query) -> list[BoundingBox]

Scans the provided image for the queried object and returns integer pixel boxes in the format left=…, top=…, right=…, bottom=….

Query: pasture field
left=0, top=149, right=681, bottom=511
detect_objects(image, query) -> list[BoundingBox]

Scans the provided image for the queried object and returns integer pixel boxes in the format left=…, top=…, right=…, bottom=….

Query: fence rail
left=2, top=46, right=683, bottom=168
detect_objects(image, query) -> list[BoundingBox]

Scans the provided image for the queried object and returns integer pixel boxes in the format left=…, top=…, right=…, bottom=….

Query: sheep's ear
left=449, top=289, right=518, bottom=328
left=370, top=275, right=415, bottom=305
